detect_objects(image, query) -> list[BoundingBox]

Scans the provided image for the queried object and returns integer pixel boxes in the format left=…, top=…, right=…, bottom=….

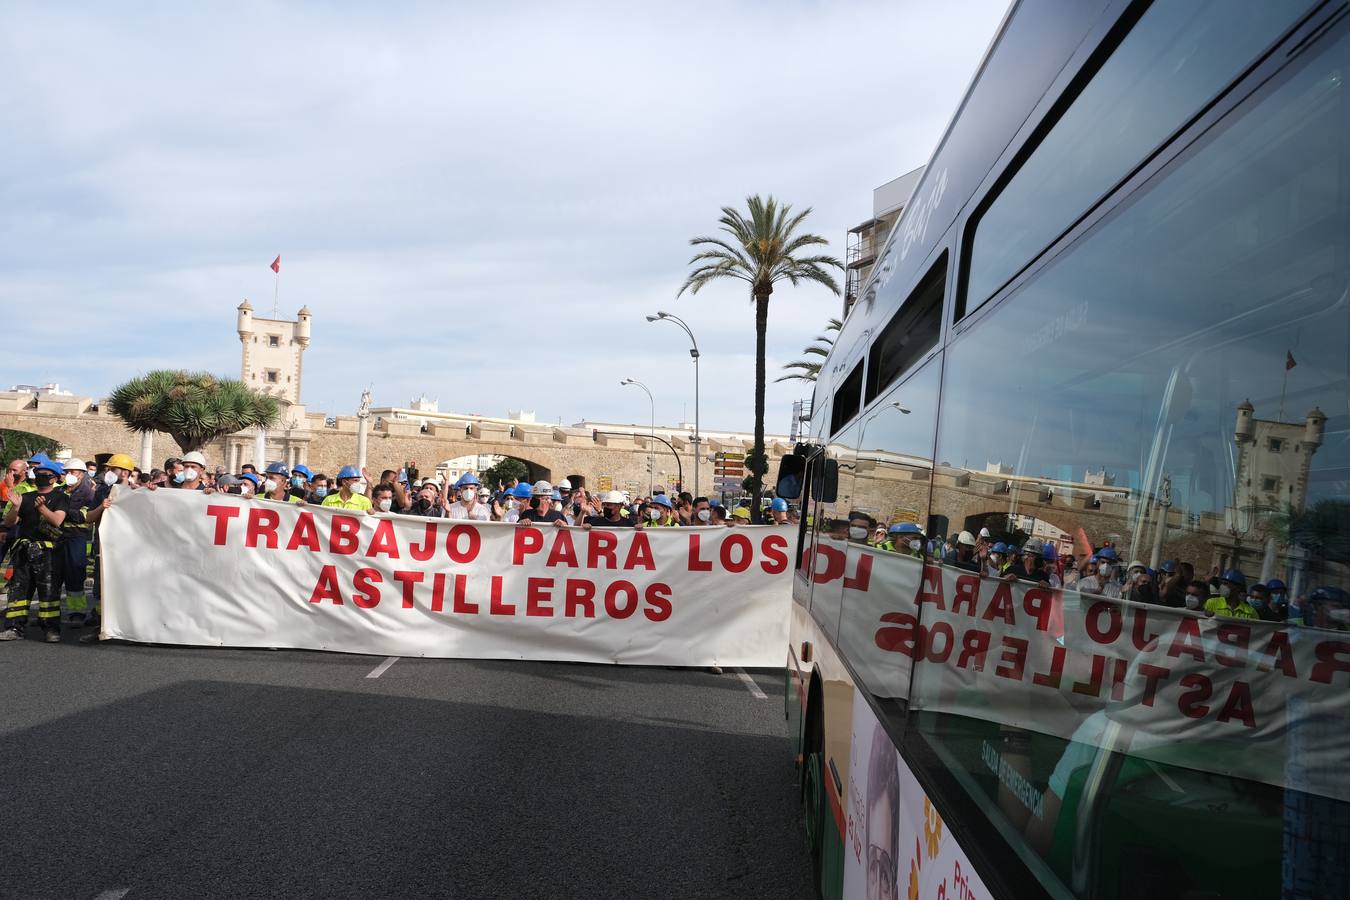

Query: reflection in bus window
left=964, top=0, right=1312, bottom=317
left=807, top=421, right=861, bottom=644
left=922, top=16, right=1350, bottom=899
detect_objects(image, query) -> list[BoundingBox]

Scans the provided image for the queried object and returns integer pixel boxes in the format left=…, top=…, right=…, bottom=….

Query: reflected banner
left=805, top=542, right=1350, bottom=801
left=101, top=490, right=792, bottom=667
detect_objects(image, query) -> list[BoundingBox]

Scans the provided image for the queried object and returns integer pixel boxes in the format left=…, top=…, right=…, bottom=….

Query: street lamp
left=646, top=311, right=700, bottom=498
left=620, top=378, right=655, bottom=497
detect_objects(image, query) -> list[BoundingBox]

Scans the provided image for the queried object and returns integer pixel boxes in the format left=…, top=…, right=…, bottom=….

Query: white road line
left=734, top=667, right=768, bottom=699
left=94, top=890, right=131, bottom=900
left=365, top=656, right=399, bottom=679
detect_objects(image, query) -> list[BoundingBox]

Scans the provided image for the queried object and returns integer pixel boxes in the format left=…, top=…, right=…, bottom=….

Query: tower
left=236, top=301, right=310, bottom=407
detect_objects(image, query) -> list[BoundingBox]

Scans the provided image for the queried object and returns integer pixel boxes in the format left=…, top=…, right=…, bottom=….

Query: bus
left=777, top=0, right=1350, bottom=897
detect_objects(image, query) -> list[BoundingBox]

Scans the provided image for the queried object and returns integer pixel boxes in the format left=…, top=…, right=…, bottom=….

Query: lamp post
left=646, top=311, right=700, bottom=498
left=620, top=378, right=655, bottom=497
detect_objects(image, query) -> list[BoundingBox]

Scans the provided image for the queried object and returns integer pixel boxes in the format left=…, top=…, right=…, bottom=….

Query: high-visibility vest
left=1204, top=595, right=1258, bottom=619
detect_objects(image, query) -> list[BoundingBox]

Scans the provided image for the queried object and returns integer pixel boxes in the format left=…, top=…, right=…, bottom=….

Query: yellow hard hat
left=731, top=507, right=751, bottom=520
left=106, top=453, right=136, bottom=471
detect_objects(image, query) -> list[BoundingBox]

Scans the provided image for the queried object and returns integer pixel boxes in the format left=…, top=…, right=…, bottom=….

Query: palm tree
left=109, top=370, right=280, bottom=454
left=775, top=317, right=842, bottom=384
left=678, top=195, right=842, bottom=520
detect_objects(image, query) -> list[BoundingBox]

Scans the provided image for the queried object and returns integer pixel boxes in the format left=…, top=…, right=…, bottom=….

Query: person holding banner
left=582, top=490, right=642, bottom=529
left=404, top=481, right=446, bottom=518
left=261, top=462, right=303, bottom=504
left=1, top=456, right=69, bottom=642
left=517, top=481, right=567, bottom=526
left=446, top=474, right=490, bottom=521
left=321, top=466, right=372, bottom=512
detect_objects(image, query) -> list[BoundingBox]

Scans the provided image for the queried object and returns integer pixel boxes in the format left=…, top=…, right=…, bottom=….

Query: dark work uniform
left=583, top=515, right=638, bottom=528
left=58, top=477, right=97, bottom=615
left=4, top=489, right=70, bottom=635
left=518, top=507, right=567, bottom=525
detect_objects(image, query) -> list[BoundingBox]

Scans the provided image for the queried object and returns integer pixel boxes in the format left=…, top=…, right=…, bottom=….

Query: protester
left=322, top=466, right=373, bottom=511
left=1205, top=569, right=1258, bottom=619
left=582, top=491, right=642, bottom=529
left=1, top=456, right=69, bottom=641
left=517, top=481, right=567, bottom=526
left=447, top=474, right=490, bottom=521
left=56, top=458, right=96, bottom=625
left=405, top=481, right=447, bottom=518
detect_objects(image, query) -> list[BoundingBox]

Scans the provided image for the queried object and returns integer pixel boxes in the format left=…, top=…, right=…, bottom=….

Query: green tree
left=774, top=317, right=842, bottom=384
left=482, top=457, right=529, bottom=490
left=109, top=370, right=280, bottom=454
left=0, top=429, right=61, bottom=464
left=679, top=195, right=842, bottom=519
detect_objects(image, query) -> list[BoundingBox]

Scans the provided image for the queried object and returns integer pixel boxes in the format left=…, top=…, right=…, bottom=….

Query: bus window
left=806, top=421, right=861, bottom=644
left=830, top=359, right=865, bottom=435
left=920, top=14, right=1350, bottom=897
left=866, top=254, right=945, bottom=404
left=838, top=358, right=941, bottom=721
left=962, top=0, right=1314, bottom=319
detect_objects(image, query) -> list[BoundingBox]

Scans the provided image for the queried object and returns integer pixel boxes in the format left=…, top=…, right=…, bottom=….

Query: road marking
left=365, top=656, right=399, bottom=679
left=734, top=667, right=767, bottom=699
left=95, top=890, right=131, bottom=900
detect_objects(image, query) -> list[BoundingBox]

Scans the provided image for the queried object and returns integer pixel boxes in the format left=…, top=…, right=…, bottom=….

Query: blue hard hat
left=264, top=461, right=290, bottom=476
left=1095, top=547, right=1119, bottom=561
left=239, top=472, right=261, bottom=487
left=709, top=499, right=722, bottom=508
left=1042, top=543, right=1058, bottom=561
left=511, top=483, right=533, bottom=499
left=771, top=498, right=788, bottom=511
left=893, top=522, right=923, bottom=535
left=1266, top=578, right=1287, bottom=591
left=1220, top=568, right=1247, bottom=587
left=337, top=465, right=361, bottom=480
left=551, top=489, right=561, bottom=500
left=292, top=464, right=313, bottom=479
left=991, top=542, right=1008, bottom=554
left=29, top=454, right=64, bottom=476
left=652, top=494, right=672, bottom=509
left=456, top=473, right=480, bottom=487
left=1159, top=559, right=1177, bottom=574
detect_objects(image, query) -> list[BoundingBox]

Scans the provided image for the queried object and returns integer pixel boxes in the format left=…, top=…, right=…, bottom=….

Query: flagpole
left=1279, top=366, right=1289, bottom=422
left=272, top=261, right=280, bottom=319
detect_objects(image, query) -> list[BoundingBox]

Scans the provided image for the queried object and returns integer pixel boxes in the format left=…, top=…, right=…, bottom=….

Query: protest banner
left=99, top=489, right=792, bottom=666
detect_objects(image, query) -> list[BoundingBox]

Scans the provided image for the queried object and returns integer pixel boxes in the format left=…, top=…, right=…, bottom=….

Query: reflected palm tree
left=774, top=318, right=842, bottom=384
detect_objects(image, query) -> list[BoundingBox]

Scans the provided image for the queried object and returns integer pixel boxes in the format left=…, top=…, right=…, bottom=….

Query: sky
left=0, top=0, right=1008, bottom=434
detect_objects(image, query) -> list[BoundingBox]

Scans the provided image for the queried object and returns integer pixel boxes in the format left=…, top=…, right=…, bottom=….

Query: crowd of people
left=0, top=450, right=798, bottom=644
left=836, top=511, right=1348, bottom=629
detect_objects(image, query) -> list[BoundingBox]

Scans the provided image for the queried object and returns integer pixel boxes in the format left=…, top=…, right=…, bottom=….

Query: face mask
left=103, top=471, right=119, bottom=486
left=240, top=483, right=254, bottom=496
left=1250, top=596, right=1266, bottom=608
left=848, top=526, right=868, bottom=540
left=174, top=471, right=187, bottom=484
left=1219, top=584, right=1233, bottom=599
left=315, top=487, right=328, bottom=498
left=909, top=540, right=922, bottom=552
left=64, top=473, right=80, bottom=486
left=292, top=477, right=305, bottom=488
left=461, top=489, right=475, bottom=502
left=25, top=470, right=35, bottom=480
left=1271, top=593, right=1286, bottom=606
left=182, top=468, right=199, bottom=482
left=87, top=469, right=96, bottom=477
left=378, top=498, right=393, bottom=512
left=263, top=479, right=278, bottom=492
left=34, top=473, right=54, bottom=488
left=990, top=554, right=1001, bottom=565
left=553, top=501, right=563, bottom=512
left=507, top=499, right=519, bottom=510
left=697, top=509, right=711, bottom=523
left=1184, top=594, right=1202, bottom=610
left=351, top=482, right=367, bottom=495
left=648, top=508, right=661, bottom=520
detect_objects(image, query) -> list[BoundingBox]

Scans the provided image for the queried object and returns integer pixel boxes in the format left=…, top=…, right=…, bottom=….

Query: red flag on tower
left=1286, top=351, right=1297, bottom=371
left=270, top=255, right=281, bottom=274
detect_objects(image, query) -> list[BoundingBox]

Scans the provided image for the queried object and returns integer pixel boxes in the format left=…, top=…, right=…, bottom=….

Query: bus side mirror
left=815, top=459, right=839, bottom=504
left=776, top=454, right=804, bottom=499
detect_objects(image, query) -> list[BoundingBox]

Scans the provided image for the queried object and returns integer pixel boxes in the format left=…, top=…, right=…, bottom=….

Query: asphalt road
left=0, top=633, right=815, bottom=900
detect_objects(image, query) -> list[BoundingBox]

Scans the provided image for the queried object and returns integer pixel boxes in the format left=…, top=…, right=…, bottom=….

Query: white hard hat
left=1128, top=559, right=1146, bottom=571
left=477, top=487, right=491, bottom=498
left=182, top=451, right=207, bottom=466
left=557, top=479, right=572, bottom=490
left=978, top=527, right=992, bottom=539
left=531, top=480, right=553, bottom=497
left=65, top=458, right=86, bottom=473
left=602, top=490, right=626, bottom=505
left=958, top=530, right=977, bottom=547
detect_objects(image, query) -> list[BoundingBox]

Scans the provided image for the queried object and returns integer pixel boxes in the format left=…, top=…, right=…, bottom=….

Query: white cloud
left=0, top=0, right=1007, bottom=430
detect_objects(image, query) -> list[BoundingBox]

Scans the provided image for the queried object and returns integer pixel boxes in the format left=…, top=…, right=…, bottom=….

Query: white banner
left=100, top=489, right=792, bottom=666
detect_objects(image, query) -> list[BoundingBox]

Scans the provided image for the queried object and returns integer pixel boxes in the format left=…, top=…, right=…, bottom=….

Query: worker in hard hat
left=76, top=453, right=136, bottom=639
left=322, top=466, right=373, bottom=511
left=1, top=456, right=70, bottom=642
left=517, top=481, right=567, bottom=526
left=583, top=491, right=643, bottom=529
left=50, top=458, right=97, bottom=627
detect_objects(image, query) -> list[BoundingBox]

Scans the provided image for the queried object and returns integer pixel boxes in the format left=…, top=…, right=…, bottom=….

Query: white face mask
left=64, top=473, right=80, bottom=486
left=351, top=482, right=367, bottom=495
left=461, top=489, right=475, bottom=502
left=848, top=526, right=868, bottom=541
left=507, top=499, right=519, bottom=510
left=263, top=479, right=278, bottom=493
left=182, top=468, right=199, bottom=481
left=697, top=509, right=711, bottom=523
left=378, top=498, right=393, bottom=512
left=909, top=540, right=922, bottom=552
left=103, top=471, right=119, bottom=486
left=1219, top=584, right=1233, bottom=599
left=553, top=501, right=564, bottom=512
left=648, top=508, right=661, bottom=520
left=1184, top=594, right=1202, bottom=610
